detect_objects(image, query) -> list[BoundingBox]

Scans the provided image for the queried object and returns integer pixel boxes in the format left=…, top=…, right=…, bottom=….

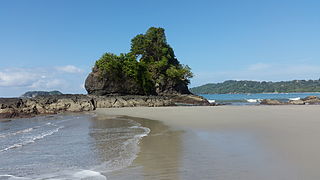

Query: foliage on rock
left=90, top=27, right=193, bottom=95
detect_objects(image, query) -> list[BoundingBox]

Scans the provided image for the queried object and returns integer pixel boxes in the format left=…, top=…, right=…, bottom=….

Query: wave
left=0, top=175, right=30, bottom=180
left=73, top=170, right=107, bottom=180
left=94, top=120, right=150, bottom=174
left=208, top=100, right=216, bottom=103
left=246, top=99, right=262, bottom=103
left=0, top=125, right=63, bottom=153
left=289, top=97, right=301, bottom=101
left=0, top=170, right=107, bottom=180
left=0, top=128, right=34, bottom=139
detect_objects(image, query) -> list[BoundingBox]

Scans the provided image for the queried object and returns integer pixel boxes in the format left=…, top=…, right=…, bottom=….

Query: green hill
left=21, top=91, right=63, bottom=98
left=190, top=80, right=320, bottom=94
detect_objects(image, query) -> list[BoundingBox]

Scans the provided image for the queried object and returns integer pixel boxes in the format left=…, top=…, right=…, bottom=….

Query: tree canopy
left=94, top=27, right=193, bottom=95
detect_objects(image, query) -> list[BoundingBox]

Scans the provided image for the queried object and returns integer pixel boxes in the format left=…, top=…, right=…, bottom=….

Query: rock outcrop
left=301, top=96, right=320, bottom=104
left=85, top=66, right=146, bottom=96
left=260, top=99, right=284, bottom=105
left=0, top=94, right=210, bottom=119
left=288, top=99, right=305, bottom=105
left=85, top=66, right=191, bottom=96
left=261, top=96, right=320, bottom=105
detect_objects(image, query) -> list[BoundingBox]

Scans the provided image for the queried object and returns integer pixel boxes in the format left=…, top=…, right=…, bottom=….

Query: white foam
left=208, top=100, right=215, bottom=103
left=95, top=121, right=151, bottom=174
left=289, top=97, right=301, bottom=101
left=0, top=126, right=63, bottom=152
left=73, top=170, right=107, bottom=180
left=246, top=99, right=261, bottom=103
left=0, top=128, right=34, bottom=138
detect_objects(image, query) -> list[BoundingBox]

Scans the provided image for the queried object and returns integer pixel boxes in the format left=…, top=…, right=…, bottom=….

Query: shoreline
left=0, top=94, right=210, bottom=119
left=96, top=106, right=320, bottom=179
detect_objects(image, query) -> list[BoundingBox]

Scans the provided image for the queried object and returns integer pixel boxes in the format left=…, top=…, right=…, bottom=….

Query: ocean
left=200, top=92, right=320, bottom=105
left=0, top=113, right=150, bottom=179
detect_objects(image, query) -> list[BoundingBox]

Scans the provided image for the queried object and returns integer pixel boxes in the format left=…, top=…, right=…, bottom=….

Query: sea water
left=201, top=92, right=320, bottom=105
left=0, top=114, right=150, bottom=179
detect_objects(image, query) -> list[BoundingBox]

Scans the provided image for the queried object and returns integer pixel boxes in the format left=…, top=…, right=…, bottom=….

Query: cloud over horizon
left=0, top=66, right=87, bottom=97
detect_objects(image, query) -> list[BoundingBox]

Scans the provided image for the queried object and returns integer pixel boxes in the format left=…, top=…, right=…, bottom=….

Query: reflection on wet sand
left=97, top=116, right=184, bottom=180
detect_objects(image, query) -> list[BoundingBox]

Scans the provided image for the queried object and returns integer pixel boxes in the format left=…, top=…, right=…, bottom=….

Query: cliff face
left=85, top=66, right=146, bottom=96
left=85, top=66, right=191, bottom=96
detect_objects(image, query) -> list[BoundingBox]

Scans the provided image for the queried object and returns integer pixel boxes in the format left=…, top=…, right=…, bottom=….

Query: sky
left=1, top=0, right=320, bottom=97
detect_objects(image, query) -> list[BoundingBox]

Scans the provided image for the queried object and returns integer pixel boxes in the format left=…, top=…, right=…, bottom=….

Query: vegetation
left=94, top=27, right=193, bottom=95
left=190, top=80, right=320, bottom=94
left=21, top=91, right=63, bottom=98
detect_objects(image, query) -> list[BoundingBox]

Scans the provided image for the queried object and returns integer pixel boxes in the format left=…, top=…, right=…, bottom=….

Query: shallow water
left=109, top=120, right=297, bottom=180
left=1, top=113, right=299, bottom=180
left=0, top=114, right=149, bottom=179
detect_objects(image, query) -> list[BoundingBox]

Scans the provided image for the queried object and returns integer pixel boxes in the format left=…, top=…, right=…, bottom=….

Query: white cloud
left=56, top=65, right=83, bottom=73
left=0, top=68, right=41, bottom=87
left=0, top=65, right=88, bottom=97
left=29, top=79, right=66, bottom=89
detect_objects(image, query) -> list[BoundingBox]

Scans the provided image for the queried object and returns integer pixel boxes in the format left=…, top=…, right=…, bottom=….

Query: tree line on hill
left=190, top=80, right=320, bottom=94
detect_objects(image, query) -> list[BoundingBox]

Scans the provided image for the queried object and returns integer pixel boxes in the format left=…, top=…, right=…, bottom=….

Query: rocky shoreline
left=260, top=96, right=320, bottom=105
left=0, top=94, right=210, bottom=119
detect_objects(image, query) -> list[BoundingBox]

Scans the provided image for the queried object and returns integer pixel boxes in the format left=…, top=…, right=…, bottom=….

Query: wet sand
left=96, top=106, right=320, bottom=180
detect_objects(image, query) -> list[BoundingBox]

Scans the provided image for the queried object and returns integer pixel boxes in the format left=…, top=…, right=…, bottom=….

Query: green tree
left=93, top=27, right=193, bottom=95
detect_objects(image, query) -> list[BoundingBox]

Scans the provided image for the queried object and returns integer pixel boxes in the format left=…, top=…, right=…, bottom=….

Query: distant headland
left=21, top=91, right=63, bottom=98
left=191, top=79, right=320, bottom=94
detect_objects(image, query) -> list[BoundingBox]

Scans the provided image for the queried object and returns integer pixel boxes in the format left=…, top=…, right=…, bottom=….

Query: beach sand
left=96, top=106, right=320, bottom=180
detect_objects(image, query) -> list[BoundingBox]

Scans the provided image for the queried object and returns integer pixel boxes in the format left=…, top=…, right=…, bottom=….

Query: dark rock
left=0, top=94, right=212, bottom=119
left=85, top=66, right=145, bottom=96
left=288, top=99, right=305, bottom=105
left=302, top=96, right=320, bottom=104
left=260, top=99, right=284, bottom=105
left=168, top=94, right=210, bottom=106
left=85, top=66, right=191, bottom=96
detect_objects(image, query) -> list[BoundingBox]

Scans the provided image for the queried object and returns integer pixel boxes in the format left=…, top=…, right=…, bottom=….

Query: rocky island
left=0, top=27, right=209, bottom=119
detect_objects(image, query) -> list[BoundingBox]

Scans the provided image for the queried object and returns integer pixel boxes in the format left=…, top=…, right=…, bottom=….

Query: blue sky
left=1, top=0, right=320, bottom=97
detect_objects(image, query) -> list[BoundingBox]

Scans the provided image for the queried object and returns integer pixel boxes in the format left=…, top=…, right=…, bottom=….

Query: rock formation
left=260, top=99, right=284, bottom=105
left=261, top=96, right=320, bottom=105
left=85, top=27, right=192, bottom=96
left=0, top=94, right=210, bottom=119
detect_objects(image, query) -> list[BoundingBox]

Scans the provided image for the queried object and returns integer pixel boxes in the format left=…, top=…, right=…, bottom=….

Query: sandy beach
left=96, top=105, right=320, bottom=180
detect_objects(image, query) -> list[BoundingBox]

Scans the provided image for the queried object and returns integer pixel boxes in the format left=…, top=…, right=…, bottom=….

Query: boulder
left=302, top=96, right=320, bottom=104
left=288, top=100, right=305, bottom=105
left=169, top=94, right=210, bottom=106
left=260, top=99, right=284, bottom=105
left=85, top=66, right=145, bottom=96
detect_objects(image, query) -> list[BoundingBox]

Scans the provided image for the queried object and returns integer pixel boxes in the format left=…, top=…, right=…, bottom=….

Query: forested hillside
left=190, top=80, right=320, bottom=94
